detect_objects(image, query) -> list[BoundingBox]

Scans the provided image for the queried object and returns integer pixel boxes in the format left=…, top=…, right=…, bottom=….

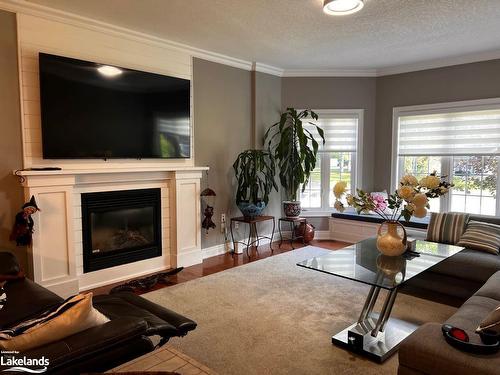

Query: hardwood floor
left=90, top=240, right=349, bottom=296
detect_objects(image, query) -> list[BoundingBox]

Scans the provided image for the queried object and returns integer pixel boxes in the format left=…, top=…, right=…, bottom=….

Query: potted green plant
left=233, top=149, right=278, bottom=218
left=264, top=108, right=325, bottom=217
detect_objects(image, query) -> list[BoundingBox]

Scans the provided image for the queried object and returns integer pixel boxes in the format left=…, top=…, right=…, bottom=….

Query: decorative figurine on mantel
left=10, top=195, right=41, bottom=246
left=201, top=170, right=216, bottom=233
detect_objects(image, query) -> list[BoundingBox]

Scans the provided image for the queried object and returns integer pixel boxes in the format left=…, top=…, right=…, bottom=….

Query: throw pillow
left=0, top=292, right=109, bottom=351
left=426, top=212, right=469, bottom=244
left=476, top=305, right=500, bottom=335
left=457, top=221, right=500, bottom=255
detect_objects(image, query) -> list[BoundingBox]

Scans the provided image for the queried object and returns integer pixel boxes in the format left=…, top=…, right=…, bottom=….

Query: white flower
left=334, top=200, right=345, bottom=212
left=398, top=185, right=415, bottom=200
left=419, top=175, right=440, bottom=189
left=400, top=175, right=419, bottom=186
left=333, top=181, right=347, bottom=199
left=413, top=193, right=428, bottom=207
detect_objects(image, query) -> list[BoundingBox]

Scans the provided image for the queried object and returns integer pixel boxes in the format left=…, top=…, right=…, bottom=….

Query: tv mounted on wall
left=39, top=53, right=191, bottom=159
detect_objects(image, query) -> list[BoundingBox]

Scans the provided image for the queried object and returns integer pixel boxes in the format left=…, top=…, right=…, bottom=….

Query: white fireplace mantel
left=15, top=166, right=208, bottom=297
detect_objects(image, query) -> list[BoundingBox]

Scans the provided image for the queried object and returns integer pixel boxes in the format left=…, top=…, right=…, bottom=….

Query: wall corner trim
left=252, top=62, right=284, bottom=77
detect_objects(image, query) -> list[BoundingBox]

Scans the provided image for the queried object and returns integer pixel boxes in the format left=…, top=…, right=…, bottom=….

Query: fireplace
left=81, top=188, right=162, bottom=273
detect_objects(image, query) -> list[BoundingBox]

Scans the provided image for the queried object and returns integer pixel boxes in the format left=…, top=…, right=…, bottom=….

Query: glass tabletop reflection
left=297, top=238, right=464, bottom=290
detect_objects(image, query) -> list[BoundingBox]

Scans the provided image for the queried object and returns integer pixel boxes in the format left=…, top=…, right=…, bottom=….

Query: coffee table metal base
left=332, top=313, right=418, bottom=363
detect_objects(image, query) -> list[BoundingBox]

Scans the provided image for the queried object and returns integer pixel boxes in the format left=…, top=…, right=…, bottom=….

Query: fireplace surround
left=16, top=167, right=206, bottom=297
left=82, top=188, right=162, bottom=273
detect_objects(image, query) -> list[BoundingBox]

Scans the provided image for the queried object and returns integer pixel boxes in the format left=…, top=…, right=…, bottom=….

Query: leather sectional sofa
left=398, top=214, right=500, bottom=375
left=0, top=252, right=197, bottom=374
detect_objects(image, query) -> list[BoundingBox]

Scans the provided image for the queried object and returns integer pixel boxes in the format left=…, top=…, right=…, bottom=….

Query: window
left=300, top=109, right=363, bottom=213
left=393, top=99, right=500, bottom=216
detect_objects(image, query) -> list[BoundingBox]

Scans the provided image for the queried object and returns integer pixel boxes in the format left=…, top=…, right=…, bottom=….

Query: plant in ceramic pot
left=333, top=172, right=453, bottom=256
left=264, top=108, right=325, bottom=218
left=233, top=149, right=278, bottom=219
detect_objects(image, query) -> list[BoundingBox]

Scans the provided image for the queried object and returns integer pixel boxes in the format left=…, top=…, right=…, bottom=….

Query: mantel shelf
left=14, top=166, right=209, bottom=177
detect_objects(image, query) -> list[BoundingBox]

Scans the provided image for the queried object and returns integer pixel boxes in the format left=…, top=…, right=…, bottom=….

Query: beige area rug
left=144, top=247, right=456, bottom=375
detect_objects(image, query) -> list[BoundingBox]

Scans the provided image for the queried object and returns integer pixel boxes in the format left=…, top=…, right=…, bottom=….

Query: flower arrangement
left=333, top=172, right=453, bottom=222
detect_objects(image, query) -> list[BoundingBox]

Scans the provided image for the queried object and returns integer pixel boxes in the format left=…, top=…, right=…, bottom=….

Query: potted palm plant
left=264, top=108, right=325, bottom=217
left=233, top=149, right=278, bottom=218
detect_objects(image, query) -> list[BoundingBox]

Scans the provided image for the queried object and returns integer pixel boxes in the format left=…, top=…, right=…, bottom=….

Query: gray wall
left=194, top=63, right=283, bottom=249
left=282, top=77, right=377, bottom=191
left=374, top=59, right=500, bottom=191
left=281, top=77, right=377, bottom=230
left=254, top=71, right=282, bottom=235
left=0, top=10, right=25, bottom=267
left=193, top=58, right=252, bottom=249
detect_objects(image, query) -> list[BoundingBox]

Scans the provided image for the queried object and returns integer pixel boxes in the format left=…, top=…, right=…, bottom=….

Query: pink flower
left=370, top=193, right=387, bottom=212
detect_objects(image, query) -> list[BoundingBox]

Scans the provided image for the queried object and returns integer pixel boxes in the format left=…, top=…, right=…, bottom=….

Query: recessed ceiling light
left=97, top=65, right=123, bottom=77
left=323, top=0, right=364, bottom=16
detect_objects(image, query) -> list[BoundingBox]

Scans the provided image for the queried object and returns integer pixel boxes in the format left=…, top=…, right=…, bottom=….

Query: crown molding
left=0, top=0, right=254, bottom=71
left=282, top=69, right=378, bottom=77
left=252, top=62, right=284, bottom=77
left=376, top=49, right=500, bottom=76
left=2, top=0, right=500, bottom=79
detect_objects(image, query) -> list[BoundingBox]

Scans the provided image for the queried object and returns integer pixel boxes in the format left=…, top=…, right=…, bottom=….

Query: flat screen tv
left=39, top=53, right=191, bottom=159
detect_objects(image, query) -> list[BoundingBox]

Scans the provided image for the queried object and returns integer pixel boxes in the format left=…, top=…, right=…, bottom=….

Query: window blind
left=398, top=109, right=500, bottom=156
left=305, top=116, right=358, bottom=152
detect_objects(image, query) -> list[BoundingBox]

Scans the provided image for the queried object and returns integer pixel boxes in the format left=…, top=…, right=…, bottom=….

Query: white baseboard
left=177, top=249, right=204, bottom=267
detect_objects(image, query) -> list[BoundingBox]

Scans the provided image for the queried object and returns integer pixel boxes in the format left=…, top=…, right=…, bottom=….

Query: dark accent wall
left=375, top=59, right=500, bottom=191
left=0, top=10, right=25, bottom=266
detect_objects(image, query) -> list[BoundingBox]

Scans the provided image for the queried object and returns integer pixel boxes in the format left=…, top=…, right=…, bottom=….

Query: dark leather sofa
left=0, top=252, right=197, bottom=374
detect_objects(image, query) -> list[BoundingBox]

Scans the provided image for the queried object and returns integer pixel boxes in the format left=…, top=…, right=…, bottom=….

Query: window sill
left=300, top=210, right=332, bottom=218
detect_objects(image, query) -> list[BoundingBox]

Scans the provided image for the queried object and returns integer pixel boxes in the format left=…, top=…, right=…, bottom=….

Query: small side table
left=278, top=217, right=307, bottom=249
left=230, top=216, right=275, bottom=257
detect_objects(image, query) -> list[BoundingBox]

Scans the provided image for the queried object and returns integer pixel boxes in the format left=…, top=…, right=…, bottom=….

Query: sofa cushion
left=428, top=249, right=500, bottom=284
left=446, top=295, right=500, bottom=332
left=474, top=271, right=500, bottom=301
left=426, top=212, right=469, bottom=244
left=399, top=322, right=500, bottom=375
left=457, top=221, right=500, bottom=255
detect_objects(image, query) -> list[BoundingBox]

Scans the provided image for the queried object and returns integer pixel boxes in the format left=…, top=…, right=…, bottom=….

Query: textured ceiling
left=25, top=0, right=500, bottom=71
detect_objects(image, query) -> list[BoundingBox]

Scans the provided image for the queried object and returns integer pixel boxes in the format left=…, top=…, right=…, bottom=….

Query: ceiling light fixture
left=323, top=0, right=364, bottom=16
left=97, top=65, right=123, bottom=77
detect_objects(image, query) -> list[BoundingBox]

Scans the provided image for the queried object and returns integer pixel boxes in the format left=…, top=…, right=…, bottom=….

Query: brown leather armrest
left=24, top=317, right=149, bottom=366
left=110, top=291, right=197, bottom=334
left=0, top=252, right=20, bottom=276
left=399, top=323, right=500, bottom=375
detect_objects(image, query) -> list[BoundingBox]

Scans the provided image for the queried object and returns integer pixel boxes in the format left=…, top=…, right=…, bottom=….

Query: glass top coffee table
left=297, top=238, right=464, bottom=363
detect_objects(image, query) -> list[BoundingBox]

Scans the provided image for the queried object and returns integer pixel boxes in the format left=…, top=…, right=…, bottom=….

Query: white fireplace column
left=16, top=167, right=206, bottom=297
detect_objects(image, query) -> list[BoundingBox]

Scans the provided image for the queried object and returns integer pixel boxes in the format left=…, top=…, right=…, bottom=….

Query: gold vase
left=376, top=221, right=407, bottom=256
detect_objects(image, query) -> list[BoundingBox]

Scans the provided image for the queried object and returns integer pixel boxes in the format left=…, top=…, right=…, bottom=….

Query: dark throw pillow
left=457, top=221, right=500, bottom=255
left=426, top=212, right=469, bottom=245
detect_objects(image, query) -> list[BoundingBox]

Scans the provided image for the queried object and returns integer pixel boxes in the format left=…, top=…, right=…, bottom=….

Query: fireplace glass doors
left=82, top=188, right=162, bottom=273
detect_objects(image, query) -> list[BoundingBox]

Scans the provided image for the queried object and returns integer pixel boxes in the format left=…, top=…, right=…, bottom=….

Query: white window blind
left=305, top=115, right=358, bottom=152
left=398, top=109, right=500, bottom=156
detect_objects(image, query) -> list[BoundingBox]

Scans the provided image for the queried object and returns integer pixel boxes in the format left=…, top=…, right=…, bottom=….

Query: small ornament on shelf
left=9, top=196, right=41, bottom=246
